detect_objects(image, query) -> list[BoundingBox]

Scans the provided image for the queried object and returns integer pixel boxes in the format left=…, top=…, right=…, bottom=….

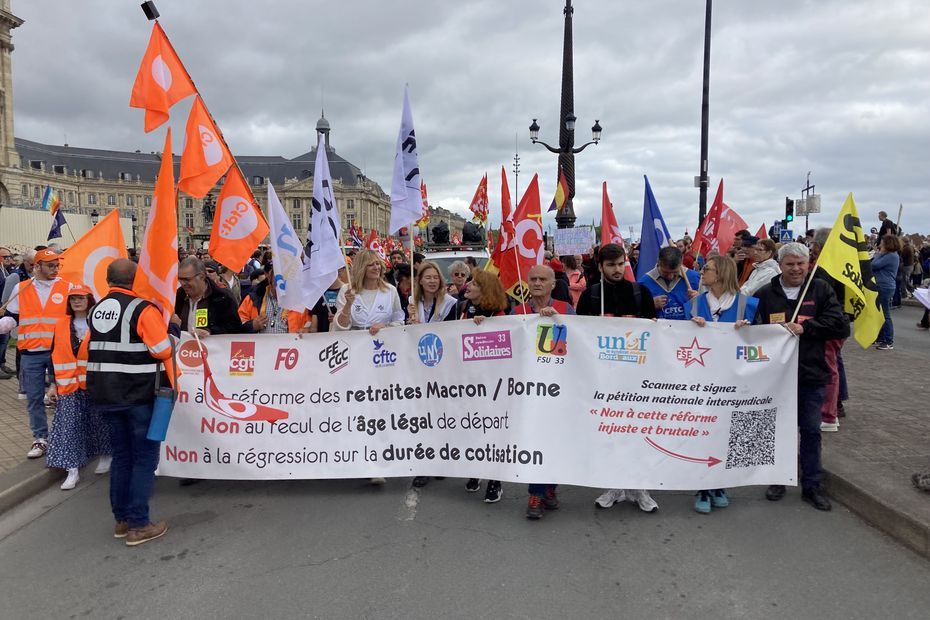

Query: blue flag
left=636, top=175, right=672, bottom=280
left=47, top=208, right=67, bottom=240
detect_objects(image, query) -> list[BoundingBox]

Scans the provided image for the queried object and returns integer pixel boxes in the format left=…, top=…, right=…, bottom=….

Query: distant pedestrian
left=563, top=254, right=587, bottom=307
left=871, top=234, right=901, bottom=350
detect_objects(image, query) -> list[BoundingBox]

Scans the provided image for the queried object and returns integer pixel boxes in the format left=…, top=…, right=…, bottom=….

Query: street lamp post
left=529, top=0, right=602, bottom=230
left=90, top=209, right=99, bottom=226
left=131, top=212, right=137, bottom=249
left=697, top=0, right=713, bottom=228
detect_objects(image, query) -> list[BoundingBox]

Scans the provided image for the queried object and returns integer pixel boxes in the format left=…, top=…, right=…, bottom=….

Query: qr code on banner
left=725, top=408, right=777, bottom=469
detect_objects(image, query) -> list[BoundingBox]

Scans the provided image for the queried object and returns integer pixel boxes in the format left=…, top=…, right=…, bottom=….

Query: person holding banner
left=46, top=286, right=112, bottom=490
left=238, top=263, right=289, bottom=334
left=172, top=257, right=242, bottom=338
left=685, top=256, right=758, bottom=514
left=87, top=259, right=174, bottom=545
left=407, top=262, right=458, bottom=326
left=576, top=244, right=660, bottom=513
left=334, top=250, right=405, bottom=336
left=753, top=243, right=849, bottom=511
left=638, top=247, right=700, bottom=320
left=457, top=269, right=510, bottom=503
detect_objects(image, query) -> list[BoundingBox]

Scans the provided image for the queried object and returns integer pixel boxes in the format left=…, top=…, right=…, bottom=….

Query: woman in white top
left=407, top=261, right=458, bottom=325
left=740, top=238, right=781, bottom=297
left=334, top=250, right=405, bottom=335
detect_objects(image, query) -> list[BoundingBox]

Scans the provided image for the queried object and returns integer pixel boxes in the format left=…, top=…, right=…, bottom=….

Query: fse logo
left=229, top=342, right=255, bottom=376
left=736, top=345, right=770, bottom=362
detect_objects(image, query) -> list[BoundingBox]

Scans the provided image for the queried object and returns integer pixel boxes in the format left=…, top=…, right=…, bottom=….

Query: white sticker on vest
left=51, top=292, right=64, bottom=305
left=90, top=298, right=121, bottom=333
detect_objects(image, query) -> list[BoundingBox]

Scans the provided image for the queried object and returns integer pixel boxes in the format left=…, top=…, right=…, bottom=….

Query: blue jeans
left=798, top=383, right=826, bottom=491
left=837, top=350, right=848, bottom=402
left=528, top=483, right=556, bottom=497
left=0, top=332, right=9, bottom=366
left=877, top=286, right=895, bottom=344
left=103, top=402, right=161, bottom=528
left=20, top=352, right=52, bottom=440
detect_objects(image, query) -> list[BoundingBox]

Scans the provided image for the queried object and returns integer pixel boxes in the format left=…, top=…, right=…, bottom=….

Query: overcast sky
left=10, top=0, right=930, bottom=237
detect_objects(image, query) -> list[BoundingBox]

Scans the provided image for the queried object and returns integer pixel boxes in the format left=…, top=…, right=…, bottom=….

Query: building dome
left=316, top=111, right=330, bottom=132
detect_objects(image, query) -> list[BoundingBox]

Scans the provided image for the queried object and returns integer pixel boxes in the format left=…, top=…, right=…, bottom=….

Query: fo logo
left=229, top=341, right=255, bottom=376
left=320, top=340, right=350, bottom=374
left=418, top=333, right=443, bottom=367
left=275, top=347, right=299, bottom=370
left=736, top=345, right=770, bottom=362
left=536, top=324, right=568, bottom=357
left=178, top=339, right=206, bottom=369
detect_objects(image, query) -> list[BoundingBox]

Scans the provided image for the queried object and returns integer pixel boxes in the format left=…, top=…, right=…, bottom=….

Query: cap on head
left=742, top=235, right=760, bottom=247
left=35, top=249, right=59, bottom=263
left=68, top=284, right=92, bottom=297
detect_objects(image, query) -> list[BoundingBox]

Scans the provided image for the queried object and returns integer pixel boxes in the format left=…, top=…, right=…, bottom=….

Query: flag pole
left=789, top=263, right=820, bottom=323
left=895, top=203, right=904, bottom=233
left=600, top=271, right=605, bottom=317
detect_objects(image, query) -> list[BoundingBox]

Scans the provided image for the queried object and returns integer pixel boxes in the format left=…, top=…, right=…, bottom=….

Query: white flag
left=301, top=133, right=344, bottom=309
left=389, top=85, right=422, bottom=234
left=267, top=183, right=306, bottom=312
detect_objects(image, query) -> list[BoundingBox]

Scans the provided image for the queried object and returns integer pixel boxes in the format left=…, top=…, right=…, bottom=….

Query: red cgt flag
left=468, top=173, right=489, bottom=225
left=600, top=182, right=635, bottom=282
left=757, top=223, right=767, bottom=240
left=498, top=174, right=544, bottom=302
left=365, top=229, right=391, bottom=269
left=179, top=96, right=233, bottom=198
left=692, top=179, right=747, bottom=257
left=129, top=22, right=197, bottom=133
left=209, top=166, right=270, bottom=273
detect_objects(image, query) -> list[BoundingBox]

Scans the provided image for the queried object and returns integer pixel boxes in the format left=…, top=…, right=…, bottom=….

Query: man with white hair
left=752, top=242, right=849, bottom=511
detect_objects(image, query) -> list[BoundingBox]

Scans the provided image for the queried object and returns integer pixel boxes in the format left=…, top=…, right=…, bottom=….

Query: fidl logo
left=597, top=331, right=650, bottom=364
left=229, top=341, right=256, bottom=376
left=736, top=345, right=770, bottom=362
left=536, top=324, right=568, bottom=357
left=418, top=333, right=443, bottom=367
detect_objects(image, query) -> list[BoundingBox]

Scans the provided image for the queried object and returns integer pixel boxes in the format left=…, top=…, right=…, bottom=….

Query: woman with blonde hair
left=685, top=255, right=758, bottom=514
left=407, top=261, right=458, bottom=325
left=334, top=250, right=405, bottom=336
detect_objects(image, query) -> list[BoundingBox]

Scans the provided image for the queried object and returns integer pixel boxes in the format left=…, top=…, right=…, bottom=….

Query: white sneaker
left=26, top=439, right=48, bottom=459
left=94, top=455, right=112, bottom=474
left=369, top=477, right=386, bottom=485
left=629, top=489, right=659, bottom=513
left=17, top=392, right=27, bottom=400
left=60, top=468, right=79, bottom=490
left=820, top=422, right=839, bottom=432
left=595, top=488, right=626, bottom=508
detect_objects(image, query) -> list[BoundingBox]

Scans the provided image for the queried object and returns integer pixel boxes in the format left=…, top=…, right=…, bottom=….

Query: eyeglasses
left=178, top=274, right=203, bottom=283
left=452, top=272, right=467, bottom=277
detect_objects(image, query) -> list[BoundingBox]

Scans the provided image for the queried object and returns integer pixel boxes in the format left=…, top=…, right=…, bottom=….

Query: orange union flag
left=209, top=165, right=269, bottom=272
left=59, top=210, right=128, bottom=300
left=134, top=128, right=179, bottom=320
left=179, top=96, right=233, bottom=198
left=129, top=22, right=196, bottom=133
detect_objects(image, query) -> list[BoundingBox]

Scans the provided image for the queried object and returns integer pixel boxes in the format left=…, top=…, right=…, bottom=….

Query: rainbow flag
left=41, top=185, right=61, bottom=213
left=548, top=168, right=569, bottom=212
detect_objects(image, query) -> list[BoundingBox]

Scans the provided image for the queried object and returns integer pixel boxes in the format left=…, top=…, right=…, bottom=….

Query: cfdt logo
left=676, top=337, right=711, bottom=368
left=536, top=324, right=568, bottom=357
left=229, top=341, right=256, bottom=376
left=462, top=330, right=513, bottom=362
left=736, top=345, right=770, bottom=362
left=372, top=339, right=397, bottom=368
left=418, top=333, right=443, bottom=367
left=178, top=339, right=206, bottom=371
left=597, top=331, right=650, bottom=365
left=320, top=340, right=350, bottom=374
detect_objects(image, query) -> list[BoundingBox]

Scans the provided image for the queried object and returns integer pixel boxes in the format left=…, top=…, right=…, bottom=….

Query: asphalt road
left=2, top=473, right=929, bottom=619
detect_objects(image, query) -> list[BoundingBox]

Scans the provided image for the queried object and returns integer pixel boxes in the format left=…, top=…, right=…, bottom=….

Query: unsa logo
left=90, top=298, right=122, bottom=333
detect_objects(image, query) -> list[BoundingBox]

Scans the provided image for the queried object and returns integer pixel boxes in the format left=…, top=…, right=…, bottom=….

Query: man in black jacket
left=171, top=257, right=242, bottom=337
left=753, top=242, right=850, bottom=511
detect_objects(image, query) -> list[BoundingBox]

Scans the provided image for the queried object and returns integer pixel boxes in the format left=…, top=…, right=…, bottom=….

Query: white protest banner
left=555, top=226, right=595, bottom=256
left=161, top=316, right=798, bottom=490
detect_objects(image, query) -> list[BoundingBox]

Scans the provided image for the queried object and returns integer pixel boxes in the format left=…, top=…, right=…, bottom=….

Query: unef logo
left=229, top=342, right=255, bottom=376
left=418, top=333, right=443, bottom=367
left=736, top=345, right=770, bottom=363
left=320, top=340, right=349, bottom=374
left=372, top=339, right=397, bottom=368
left=178, top=339, right=206, bottom=373
left=597, top=331, right=650, bottom=364
left=676, top=338, right=711, bottom=368
left=275, top=348, right=299, bottom=370
left=536, top=324, right=568, bottom=357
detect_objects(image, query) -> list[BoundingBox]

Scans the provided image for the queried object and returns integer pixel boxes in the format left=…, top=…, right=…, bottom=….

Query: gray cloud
left=11, top=0, right=930, bottom=237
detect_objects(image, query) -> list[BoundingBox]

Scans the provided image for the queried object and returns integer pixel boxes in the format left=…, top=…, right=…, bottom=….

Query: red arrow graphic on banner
left=644, top=437, right=721, bottom=467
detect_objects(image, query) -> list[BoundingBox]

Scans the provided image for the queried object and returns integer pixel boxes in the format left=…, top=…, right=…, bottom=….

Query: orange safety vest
left=16, top=279, right=70, bottom=352
left=51, top=317, right=89, bottom=395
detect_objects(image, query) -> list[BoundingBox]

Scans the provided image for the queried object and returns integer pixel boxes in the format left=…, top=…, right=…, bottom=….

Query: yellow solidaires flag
left=815, top=193, right=883, bottom=348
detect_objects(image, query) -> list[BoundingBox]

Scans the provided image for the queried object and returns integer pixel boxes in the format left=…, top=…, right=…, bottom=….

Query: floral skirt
left=46, top=391, right=112, bottom=470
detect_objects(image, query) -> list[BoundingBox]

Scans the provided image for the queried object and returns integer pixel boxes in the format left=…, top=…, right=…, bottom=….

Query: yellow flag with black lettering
left=815, top=193, right=883, bottom=348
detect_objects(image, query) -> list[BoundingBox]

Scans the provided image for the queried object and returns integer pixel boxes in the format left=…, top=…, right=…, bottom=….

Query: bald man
left=512, top=265, right=575, bottom=317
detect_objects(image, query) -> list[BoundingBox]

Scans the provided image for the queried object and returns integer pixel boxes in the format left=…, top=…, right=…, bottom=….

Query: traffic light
left=785, top=197, right=795, bottom=222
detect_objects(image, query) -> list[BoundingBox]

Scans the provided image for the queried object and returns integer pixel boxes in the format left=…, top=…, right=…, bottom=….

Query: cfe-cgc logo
left=736, top=345, right=770, bottom=363
left=178, top=339, right=206, bottom=371
left=320, top=340, right=350, bottom=374
left=676, top=337, right=711, bottom=368
left=462, top=330, right=513, bottom=362
left=418, top=333, right=443, bottom=367
left=372, top=339, right=397, bottom=368
left=536, top=324, right=568, bottom=359
left=597, top=331, right=650, bottom=364
left=229, top=341, right=256, bottom=376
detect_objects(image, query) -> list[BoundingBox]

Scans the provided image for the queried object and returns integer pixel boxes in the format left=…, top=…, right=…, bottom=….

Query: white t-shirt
left=781, top=278, right=802, bottom=301
left=4, top=277, right=69, bottom=314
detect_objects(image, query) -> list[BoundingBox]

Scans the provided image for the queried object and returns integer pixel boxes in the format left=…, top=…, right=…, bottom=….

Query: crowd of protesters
left=0, top=208, right=928, bottom=545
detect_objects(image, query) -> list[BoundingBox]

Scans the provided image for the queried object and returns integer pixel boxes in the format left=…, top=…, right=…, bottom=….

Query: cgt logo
left=536, top=324, right=568, bottom=357
left=372, top=339, right=397, bottom=368
left=597, top=331, right=650, bottom=365
left=229, top=342, right=255, bottom=376
left=178, top=339, right=206, bottom=370
left=736, top=345, right=770, bottom=362
left=275, top=347, right=299, bottom=370
left=320, top=340, right=349, bottom=374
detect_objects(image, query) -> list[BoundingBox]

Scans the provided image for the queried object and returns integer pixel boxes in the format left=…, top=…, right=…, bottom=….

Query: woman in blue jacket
left=871, top=235, right=901, bottom=349
left=685, top=255, right=759, bottom=514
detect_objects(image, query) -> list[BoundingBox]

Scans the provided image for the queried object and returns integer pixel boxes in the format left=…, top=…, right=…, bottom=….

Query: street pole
left=556, top=0, right=577, bottom=230
left=802, top=171, right=814, bottom=232
left=697, top=0, right=712, bottom=228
